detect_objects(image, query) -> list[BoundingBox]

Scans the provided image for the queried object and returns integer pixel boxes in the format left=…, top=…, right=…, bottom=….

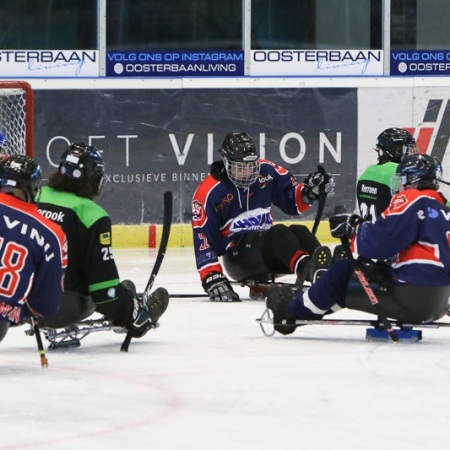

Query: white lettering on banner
left=46, top=132, right=341, bottom=174
left=320, top=133, right=341, bottom=163
left=100, top=172, right=207, bottom=184
left=108, top=173, right=167, bottom=183
left=118, top=135, right=138, bottom=167
left=169, top=134, right=194, bottom=165
left=279, top=133, right=306, bottom=164
left=118, top=63, right=237, bottom=74
left=392, top=52, right=446, bottom=61
left=250, top=50, right=383, bottom=76
left=408, top=63, right=450, bottom=72
left=0, top=50, right=99, bottom=77
left=107, top=52, right=242, bottom=63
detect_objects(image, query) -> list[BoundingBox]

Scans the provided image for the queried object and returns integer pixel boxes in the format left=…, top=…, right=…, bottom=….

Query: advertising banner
left=33, top=88, right=357, bottom=224
left=390, top=51, right=450, bottom=76
left=106, top=50, right=244, bottom=77
left=250, top=50, right=383, bottom=76
left=358, top=86, right=450, bottom=199
left=0, top=50, right=99, bottom=77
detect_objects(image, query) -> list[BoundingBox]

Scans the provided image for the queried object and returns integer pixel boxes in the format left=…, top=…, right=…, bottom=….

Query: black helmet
left=0, top=155, right=42, bottom=203
left=219, top=132, right=260, bottom=188
left=59, top=142, right=105, bottom=189
left=395, top=154, right=442, bottom=191
left=376, top=128, right=417, bottom=163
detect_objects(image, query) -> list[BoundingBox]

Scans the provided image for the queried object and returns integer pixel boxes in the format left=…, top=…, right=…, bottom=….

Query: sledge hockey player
left=36, top=142, right=169, bottom=338
left=0, top=155, right=67, bottom=342
left=0, top=131, right=9, bottom=156
left=192, top=131, right=335, bottom=302
left=357, top=127, right=417, bottom=221
left=267, top=153, right=450, bottom=335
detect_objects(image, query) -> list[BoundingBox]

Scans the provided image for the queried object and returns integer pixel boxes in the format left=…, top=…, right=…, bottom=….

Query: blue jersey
left=192, top=159, right=312, bottom=281
left=0, top=193, right=67, bottom=323
left=353, top=188, right=450, bottom=286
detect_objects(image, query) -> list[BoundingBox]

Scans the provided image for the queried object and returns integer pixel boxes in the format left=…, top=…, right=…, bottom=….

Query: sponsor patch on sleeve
left=99, top=232, right=111, bottom=245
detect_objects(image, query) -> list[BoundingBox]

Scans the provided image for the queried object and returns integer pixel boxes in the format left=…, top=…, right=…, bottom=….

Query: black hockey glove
left=360, top=259, right=391, bottom=284
left=119, top=280, right=152, bottom=338
left=329, top=213, right=363, bottom=239
left=202, top=272, right=240, bottom=302
left=127, top=299, right=153, bottom=338
left=302, top=170, right=335, bottom=204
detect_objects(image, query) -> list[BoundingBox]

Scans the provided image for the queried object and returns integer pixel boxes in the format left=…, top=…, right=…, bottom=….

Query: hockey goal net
left=0, top=81, right=34, bottom=158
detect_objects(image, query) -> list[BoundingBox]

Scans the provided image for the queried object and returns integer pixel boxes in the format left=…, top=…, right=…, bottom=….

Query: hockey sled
left=26, top=317, right=160, bottom=350
left=256, top=305, right=450, bottom=342
left=25, top=317, right=125, bottom=349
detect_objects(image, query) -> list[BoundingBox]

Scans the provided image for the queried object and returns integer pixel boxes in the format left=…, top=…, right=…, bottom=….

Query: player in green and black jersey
left=356, top=128, right=417, bottom=221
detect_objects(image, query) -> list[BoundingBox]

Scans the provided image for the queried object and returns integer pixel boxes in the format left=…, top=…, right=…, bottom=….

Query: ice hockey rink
left=3, top=247, right=450, bottom=450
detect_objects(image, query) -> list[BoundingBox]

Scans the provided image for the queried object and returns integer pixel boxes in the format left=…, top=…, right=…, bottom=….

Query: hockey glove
left=302, top=170, right=335, bottom=204
left=202, top=272, right=240, bottom=302
left=115, top=280, right=152, bottom=338
left=127, top=298, right=153, bottom=338
left=329, top=213, right=363, bottom=239
left=357, top=259, right=391, bottom=288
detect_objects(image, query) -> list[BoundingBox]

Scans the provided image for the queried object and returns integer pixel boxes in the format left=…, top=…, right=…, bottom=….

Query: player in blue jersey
left=267, top=153, right=450, bottom=334
left=36, top=143, right=169, bottom=338
left=0, top=131, right=8, bottom=154
left=0, top=155, right=67, bottom=342
left=192, top=131, right=335, bottom=302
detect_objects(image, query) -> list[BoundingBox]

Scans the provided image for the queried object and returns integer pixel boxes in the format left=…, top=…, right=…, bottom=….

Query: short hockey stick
left=167, top=293, right=209, bottom=298
left=30, top=316, right=49, bottom=368
left=340, top=237, right=399, bottom=342
left=290, top=166, right=330, bottom=290
left=121, top=191, right=173, bottom=352
left=311, top=165, right=329, bottom=236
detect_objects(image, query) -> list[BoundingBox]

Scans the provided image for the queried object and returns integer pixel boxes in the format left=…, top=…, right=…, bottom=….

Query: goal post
left=0, top=80, right=34, bottom=158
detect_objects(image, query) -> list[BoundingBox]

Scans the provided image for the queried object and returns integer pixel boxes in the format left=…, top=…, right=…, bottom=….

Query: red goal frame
left=0, top=80, right=34, bottom=158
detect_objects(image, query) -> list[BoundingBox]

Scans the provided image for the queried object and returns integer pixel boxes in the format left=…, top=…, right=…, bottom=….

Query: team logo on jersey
left=100, top=232, right=111, bottom=245
left=192, top=199, right=204, bottom=221
left=391, top=194, right=407, bottom=210
left=427, top=207, right=439, bottom=219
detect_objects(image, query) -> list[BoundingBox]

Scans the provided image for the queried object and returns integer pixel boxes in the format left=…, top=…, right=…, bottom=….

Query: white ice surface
left=2, top=247, right=450, bottom=450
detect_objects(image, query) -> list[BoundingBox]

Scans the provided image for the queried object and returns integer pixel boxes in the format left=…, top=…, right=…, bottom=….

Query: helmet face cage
left=219, top=132, right=260, bottom=189
left=59, top=143, right=106, bottom=190
left=375, top=128, right=417, bottom=163
left=0, top=155, right=42, bottom=202
left=391, top=154, right=442, bottom=194
left=223, top=158, right=260, bottom=189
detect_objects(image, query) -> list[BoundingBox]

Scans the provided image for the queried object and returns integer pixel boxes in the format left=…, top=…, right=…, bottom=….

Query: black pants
left=346, top=280, right=450, bottom=323
left=223, top=224, right=320, bottom=282
left=0, top=320, right=9, bottom=342
left=39, top=291, right=96, bottom=329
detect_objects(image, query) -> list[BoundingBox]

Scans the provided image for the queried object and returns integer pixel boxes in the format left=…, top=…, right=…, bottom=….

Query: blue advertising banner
left=33, top=88, right=357, bottom=224
left=391, top=51, right=450, bottom=76
left=106, top=50, right=244, bottom=77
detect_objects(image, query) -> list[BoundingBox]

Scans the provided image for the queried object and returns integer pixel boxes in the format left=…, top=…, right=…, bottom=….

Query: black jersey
left=37, top=186, right=120, bottom=303
left=356, top=162, right=397, bottom=221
